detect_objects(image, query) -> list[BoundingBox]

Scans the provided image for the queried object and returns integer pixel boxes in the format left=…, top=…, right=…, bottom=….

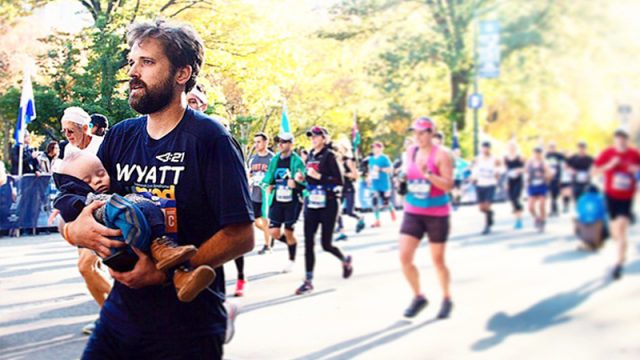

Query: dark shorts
left=372, top=190, right=390, bottom=207
left=252, top=201, right=263, bottom=219
left=606, top=197, right=632, bottom=220
left=528, top=184, right=548, bottom=197
left=82, top=320, right=224, bottom=360
left=269, top=203, right=300, bottom=230
left=400, top=212, right=450, bottom=243
left=476, top=186, right=496, bottom=204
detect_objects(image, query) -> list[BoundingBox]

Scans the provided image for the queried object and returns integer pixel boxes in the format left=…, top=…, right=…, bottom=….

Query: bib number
left=531, top=178, right=545, bottom=186
left=508, top=169, right=520, bottom=179
left=407, top=179, right=431, bottom=199
left=612, top=172, right=632, bottom=191
left=576, top=171, right=589, bottom=183
left=308, top=187, right=327, bottom=209
left=252, top=172, right=265, bottom=186
left=275, top=182, right=293, bottom=203
left=370, top=168, right=380, bottom=180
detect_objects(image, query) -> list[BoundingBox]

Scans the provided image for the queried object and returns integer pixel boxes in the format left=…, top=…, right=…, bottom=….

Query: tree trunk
left=450, top=68, right=470, bottom=130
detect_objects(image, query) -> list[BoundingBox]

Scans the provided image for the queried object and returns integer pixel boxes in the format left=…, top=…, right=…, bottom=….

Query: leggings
left=304, top=198, right=344, bottom=275
left=549, top=179, right=561, bottom=213
left=508, top=179, right=523, bottom=212
left=337, top=191, right=360, bottom=229
left=234, top=256, right=244, bottom=281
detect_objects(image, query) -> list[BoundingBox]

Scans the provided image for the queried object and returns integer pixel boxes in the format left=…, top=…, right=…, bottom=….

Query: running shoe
left=335, top=233, right=348, bottom=242
left=514, top=219, right=523, bottom=230
left=295, top=280, right=314, bottom=295
left=356, top=219, right=365, bottom=233
left=481, top=226, right=490, bottom=235
left=235, top=279, right=246, bottom=297
left=257, top=245, right=271, bottom=255
left=404, top=295, right=428, bottom=318
left=342, top=255, right=353, bottom=279
left=390, top=210, right=397, bottom=222
left=371, top=220, right=381, bottom=228
left=224, top=302, right=238, bottom=344
left=282, top=260, right=295, bottom=273
left=82, top=319, right=98, bottom=335
left=437, top=298, right=453, bottom=319
left=612, top=264, right=623, bottom=280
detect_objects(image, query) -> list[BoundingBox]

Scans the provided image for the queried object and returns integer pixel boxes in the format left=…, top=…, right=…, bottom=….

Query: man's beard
left=128, top=74, right=175, bottom=115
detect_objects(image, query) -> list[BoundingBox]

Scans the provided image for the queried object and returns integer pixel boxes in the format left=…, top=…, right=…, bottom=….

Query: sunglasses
left=61, top=128, right=76, bottom=135
left=278, top=140, right=292, bottom=144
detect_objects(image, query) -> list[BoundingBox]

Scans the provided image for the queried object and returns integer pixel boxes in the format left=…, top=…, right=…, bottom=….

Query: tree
left=323, top=0, right=553, bottom=132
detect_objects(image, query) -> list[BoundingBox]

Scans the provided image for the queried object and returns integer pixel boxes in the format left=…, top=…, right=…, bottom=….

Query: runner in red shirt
left=594, top=129, right=640, bottom=280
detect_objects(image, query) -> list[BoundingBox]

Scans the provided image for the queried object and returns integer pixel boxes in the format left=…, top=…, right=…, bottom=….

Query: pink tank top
left=403, top=145, right=450, bottom=217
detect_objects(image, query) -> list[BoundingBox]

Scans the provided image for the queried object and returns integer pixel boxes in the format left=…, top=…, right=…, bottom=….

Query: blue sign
left=477, top=20, right=500, bottom=78
left=468, top=93, right=483, bottom=110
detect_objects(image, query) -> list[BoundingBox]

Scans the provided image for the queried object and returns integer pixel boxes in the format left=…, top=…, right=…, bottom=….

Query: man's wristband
left=63, top=223, right=75, bottom=246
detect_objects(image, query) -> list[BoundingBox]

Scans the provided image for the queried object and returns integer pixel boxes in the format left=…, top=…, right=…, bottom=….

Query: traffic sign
left=468, top=93, right=483, bottom=110
left=477, top=20, right=500, bottom=78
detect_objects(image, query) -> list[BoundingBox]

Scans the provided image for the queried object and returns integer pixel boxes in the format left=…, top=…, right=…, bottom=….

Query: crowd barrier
left=0, top=174, right=59, bottom=232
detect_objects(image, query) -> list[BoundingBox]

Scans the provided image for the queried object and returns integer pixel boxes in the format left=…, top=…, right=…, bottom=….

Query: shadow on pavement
left=240, top=289, right=336, bottom=314
left=542, top=249, right=594, bottom=264
left=471, top=278, right=611, bottom=352
left=225, top=271, right=281, bottom=287
left=295, top=318, right=438, bottom=360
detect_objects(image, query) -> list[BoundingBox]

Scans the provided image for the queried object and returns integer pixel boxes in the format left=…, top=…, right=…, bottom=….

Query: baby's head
left=59, top=152, right=110, bottom=193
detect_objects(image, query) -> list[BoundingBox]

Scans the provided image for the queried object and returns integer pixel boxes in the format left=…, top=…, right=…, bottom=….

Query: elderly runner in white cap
left=61, top=106, right=103, bottom=157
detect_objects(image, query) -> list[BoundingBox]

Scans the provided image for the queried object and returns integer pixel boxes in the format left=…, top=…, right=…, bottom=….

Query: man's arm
left=190, top=222, right=254, bottom=268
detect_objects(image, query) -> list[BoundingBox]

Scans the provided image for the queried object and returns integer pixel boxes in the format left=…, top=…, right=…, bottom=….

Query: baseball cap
left=90, top=114, right=109, bottom=129
left=275, top=132, right=294, bottom=142
left=614, top=128, right=629, bottom=138
left=61, top=107, right=91, bottom=126
left=410, top=117, right=435, bottom=132
left=481, top=141, right=491, bottom=148
left=306, top=126, right=329, bottom=137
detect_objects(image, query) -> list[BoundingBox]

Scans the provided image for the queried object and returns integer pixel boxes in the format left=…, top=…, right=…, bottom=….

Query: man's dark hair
left=254, top=132, right=268, bottom=142
left=127, top=19, right=204, bottom=93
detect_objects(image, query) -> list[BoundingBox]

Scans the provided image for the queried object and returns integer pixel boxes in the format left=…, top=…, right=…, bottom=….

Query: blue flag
left=14, top=69, right=36, bottom=145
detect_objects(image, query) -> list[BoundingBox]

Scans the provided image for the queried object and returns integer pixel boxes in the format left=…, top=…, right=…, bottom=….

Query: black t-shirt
left=342, top=158, right=356, bottom=193
left=273, top=155, right=300, bottom=205
left=306, top=146, right=343, bottom=199
left=567, top=154, right=594, bottom=184
left=546, top=152, right=565, bottom=181
left=504, top=155, right=524, bottom=182
left=97, top=107, right=253, bottom=338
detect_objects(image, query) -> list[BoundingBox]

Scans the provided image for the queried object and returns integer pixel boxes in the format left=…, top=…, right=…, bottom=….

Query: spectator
left=89, top=114, right=109, bottom=137
left=10, top=130, right=41, bottom=175
left=39, top=140, right=61, bottom=174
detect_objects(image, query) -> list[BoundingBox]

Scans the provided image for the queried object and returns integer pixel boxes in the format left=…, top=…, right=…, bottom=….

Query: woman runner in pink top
left=399, top=116, right=454, bottom=319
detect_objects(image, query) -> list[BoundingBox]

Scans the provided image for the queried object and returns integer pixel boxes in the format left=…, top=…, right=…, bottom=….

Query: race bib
left=407, top=179, right=431, bottom=199
left=576, top=171, right=589, bottom=183
left=479, top=168, right=495, bottom=179
left=275, top=181, right=293, bottom=203
left=531, top=178, right=545, bottom=186
left=508, top=169, right=521, bottom=179
left=308, top=187, right=327, bottom=209
left=612, top=172, right=632, bottom=191
left=252, top=172, right=265, bottom=186
left=370, top=168, right=380, bottom=180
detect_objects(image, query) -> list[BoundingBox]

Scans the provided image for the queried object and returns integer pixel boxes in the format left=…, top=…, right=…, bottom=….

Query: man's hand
left=67, top=200, right=124, bottom=258
left=307, top=167, right=321, bottom=180
left=295, top=171, right=305, bottom=183
left=109, top=247, right=166, bottom=289
left=287, top=179, right=296, bottom=189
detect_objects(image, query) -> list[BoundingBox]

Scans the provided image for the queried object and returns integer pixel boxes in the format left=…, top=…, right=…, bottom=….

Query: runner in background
left=471, top=142, right=501, bottom=235
left=249, top=133, right=274, bottom=256
left=567, top=141, right=594, bottom=202
left=594, top=129, right=640, bottom=280
left=262, top=132, right=306, bottom=273
left=399, top=117, right=454, bottom=319
left=368, top=142, right=396, bottom=227
left=504, top=141, right=525, bottom=229
left=452, top=148, right=469, bottom=211
left=559, top=157, right=574, bottom=213
left=526, top=146, right=552, bottom=233
left=335, top=139, right=365, bottom=241
left=295, top=126, right=352, bottom=295
left=545, top=142, right=566, bottom=217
